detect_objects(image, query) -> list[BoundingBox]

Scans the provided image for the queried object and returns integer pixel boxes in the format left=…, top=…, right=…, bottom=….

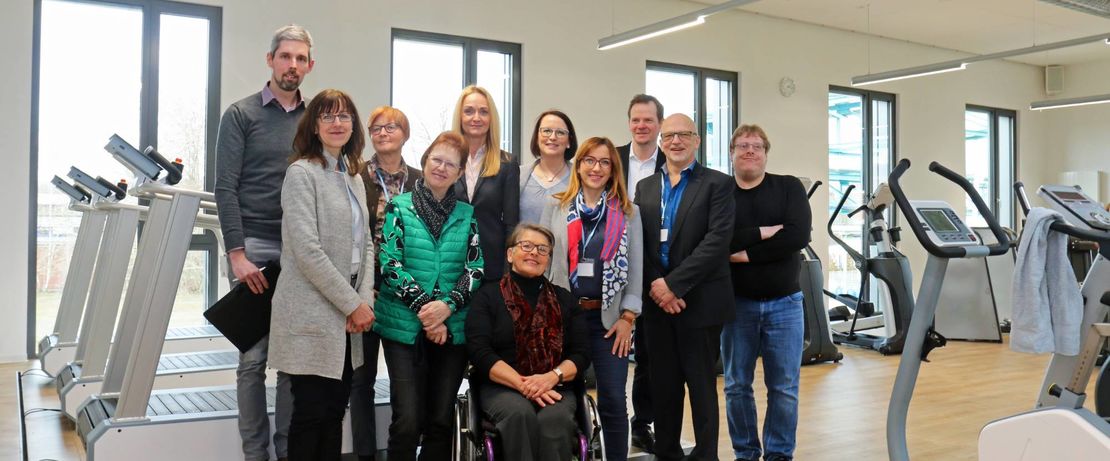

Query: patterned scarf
left=566, top=192, right=630, bottom=310
left=500, top=273, right=564, bottom=376
left=411, top=178, right=456, bottom=239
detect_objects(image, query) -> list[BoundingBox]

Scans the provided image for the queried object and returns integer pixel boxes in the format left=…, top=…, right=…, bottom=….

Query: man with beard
left=721, top=125, right=810, bottom=461
left=214, top=24, right=314, bottom=461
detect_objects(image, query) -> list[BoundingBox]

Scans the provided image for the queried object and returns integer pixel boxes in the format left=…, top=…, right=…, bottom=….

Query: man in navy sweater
left=722, top=125, right=811, bottom=461
left=214, top=24, right=314, bottom=461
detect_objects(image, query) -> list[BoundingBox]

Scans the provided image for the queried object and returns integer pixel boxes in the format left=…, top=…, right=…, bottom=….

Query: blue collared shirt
left=660, top=161, right=697, bottom=269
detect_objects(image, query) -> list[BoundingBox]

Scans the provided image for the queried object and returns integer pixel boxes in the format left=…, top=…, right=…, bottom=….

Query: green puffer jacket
left=374, top=193, right=484, bottom=345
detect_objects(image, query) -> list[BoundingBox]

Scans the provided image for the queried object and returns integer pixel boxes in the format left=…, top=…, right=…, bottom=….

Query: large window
left=391, top=29, right=521, bottom=166
left=32, top=0, right=221, bottom=348
left=827, top=87, right=895, bottom=301
left=965, top=106, right=1016, bottom=228
left=645, top=61, right=738, bottom=174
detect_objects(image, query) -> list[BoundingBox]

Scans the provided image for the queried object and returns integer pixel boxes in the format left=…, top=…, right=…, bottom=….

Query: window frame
left=646, top=60, right=740, bottom=168
left=29, top=0, right=222, bottom=356
left=390, top=28, right=523, bottom=157
left=829, top=85, right=897, bottom=201
left=965, top=104, right=1018, bottom=229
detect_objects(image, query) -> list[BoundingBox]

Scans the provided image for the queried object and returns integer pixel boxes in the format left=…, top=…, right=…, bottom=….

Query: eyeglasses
left=539, top=127, right=570, bottom=139
left=732, top=142, right=766, bottom=153
left=427, top=156, right=461, bottom=172
left=661, top=131, right=697, bottom=142
left=579, top=157, right=612, bottom=169
left=320, top=113, right=353, bottom=124
left=370, top=123, right=401, bottom=134
left=514, top=240, right=552, bottom=256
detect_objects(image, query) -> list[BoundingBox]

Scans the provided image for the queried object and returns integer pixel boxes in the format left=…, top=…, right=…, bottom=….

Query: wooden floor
left=3, top=337, right=1097, bottom=460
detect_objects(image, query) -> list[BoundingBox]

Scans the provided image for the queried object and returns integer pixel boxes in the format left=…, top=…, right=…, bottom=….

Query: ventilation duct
left=1039, top=0, right=1110, bottom=19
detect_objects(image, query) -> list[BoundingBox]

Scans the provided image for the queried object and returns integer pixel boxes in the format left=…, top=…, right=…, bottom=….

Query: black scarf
left=412, top=178, right=457, bottom=239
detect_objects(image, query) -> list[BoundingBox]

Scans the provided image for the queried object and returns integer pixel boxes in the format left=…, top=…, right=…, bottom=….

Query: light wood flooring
left=3, top=337, right=1099, bottom=460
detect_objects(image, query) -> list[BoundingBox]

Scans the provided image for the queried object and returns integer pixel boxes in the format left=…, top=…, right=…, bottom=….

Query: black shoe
left=735, top=458, right=759, bottom=461
left=630, top=426, right=656, bottom=453
left=764, top=455, right=792, bottom=461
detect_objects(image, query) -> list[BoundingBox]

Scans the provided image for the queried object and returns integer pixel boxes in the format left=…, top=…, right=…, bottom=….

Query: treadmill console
left=52, top=176, right=89, bottom=203
left=908, top=200, right=979, bottom=247
left=104, top=134, right=161, bottom=181
left=67, top=166, right=111, bottom=199
left=1038, top=184, right=1110, bottom=232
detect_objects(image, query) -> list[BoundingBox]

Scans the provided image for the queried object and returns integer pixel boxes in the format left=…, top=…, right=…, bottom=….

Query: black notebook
left=203, top=262, right=281, bottom=353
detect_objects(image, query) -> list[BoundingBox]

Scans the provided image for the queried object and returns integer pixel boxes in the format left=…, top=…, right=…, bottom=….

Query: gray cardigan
left=269, top=158, right=375, bottom=380
left=541, top=201, right=644, bottom=329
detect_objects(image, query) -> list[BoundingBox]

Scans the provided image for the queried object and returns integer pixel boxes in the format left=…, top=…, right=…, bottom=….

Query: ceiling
left=697, top=0, right=1110, bottom=66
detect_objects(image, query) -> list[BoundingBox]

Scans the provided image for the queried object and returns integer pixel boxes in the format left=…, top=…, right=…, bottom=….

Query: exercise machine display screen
left=920, top=209, right=958, bottom=232
left=1053, top=191, right=1087, bottom=201
left=1039, top=184, right=1110, bottom=231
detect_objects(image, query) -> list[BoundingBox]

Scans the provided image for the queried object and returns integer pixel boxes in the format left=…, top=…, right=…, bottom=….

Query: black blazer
left=465, top=278, right=590, bottom=386
left=634, top=163, right=736, bottom=328
left=454, top=156, right=520, bottom=281
left=616, top=143, right=666, bottom=180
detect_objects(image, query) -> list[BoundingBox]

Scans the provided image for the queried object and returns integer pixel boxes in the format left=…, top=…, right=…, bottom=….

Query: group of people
left=215, top=25, right=813, bottom=461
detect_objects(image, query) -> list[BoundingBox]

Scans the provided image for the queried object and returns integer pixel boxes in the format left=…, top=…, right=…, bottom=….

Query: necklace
left=537, top=162, right=566, bottom=184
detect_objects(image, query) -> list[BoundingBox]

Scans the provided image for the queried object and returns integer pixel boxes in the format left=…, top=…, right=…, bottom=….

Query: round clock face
left=779, top=77, right=796, bottom=97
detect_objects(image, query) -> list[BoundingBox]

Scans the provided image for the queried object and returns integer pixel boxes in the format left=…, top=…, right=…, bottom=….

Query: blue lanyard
left=375, top=170, right=404, bottom=202
left=578, top=194, right=606, bottom=251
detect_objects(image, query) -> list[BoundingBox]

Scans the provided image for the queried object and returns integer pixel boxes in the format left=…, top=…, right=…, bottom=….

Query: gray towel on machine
left=1010, top=207, right=1083, bottom=355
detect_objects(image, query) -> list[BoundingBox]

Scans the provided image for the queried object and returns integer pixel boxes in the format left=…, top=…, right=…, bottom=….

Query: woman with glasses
left=268, top=89, right=375, bottom=460
left=519, top=110, right=578, bottom=224
left=349, top=106, right=421, bottom=461
left=465, top=223, right=590, bottom=461
left=541, top=136, right=643, bottom=461
left=452, top=85, right=520, bottom=282
left=375, top=131, right=484, bottom=461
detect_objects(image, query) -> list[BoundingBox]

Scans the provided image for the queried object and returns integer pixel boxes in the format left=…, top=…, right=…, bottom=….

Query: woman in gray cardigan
left=540, top=136, right=643, bottom=461
left=268, top=89, right=375, bottom=461
left=518, top=109, right=577, bottom=224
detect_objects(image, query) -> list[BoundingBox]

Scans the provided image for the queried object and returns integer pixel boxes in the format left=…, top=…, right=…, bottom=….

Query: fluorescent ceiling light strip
left=850, top=31, right=1110, bottom=86
left=597, top=0, right=761, bottom=51
left=1029, top=93, right=1110, bottom=110
left=851, top=62, right=967, bottom=86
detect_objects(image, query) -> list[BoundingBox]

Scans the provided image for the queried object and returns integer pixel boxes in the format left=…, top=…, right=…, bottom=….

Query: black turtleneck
left=510, top=270, right=544, bottom=307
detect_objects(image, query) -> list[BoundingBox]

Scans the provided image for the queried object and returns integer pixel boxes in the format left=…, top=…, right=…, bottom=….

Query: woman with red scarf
left=465, top=223, right=590, bottom=461
left=542, top=136, right=643, bottom=461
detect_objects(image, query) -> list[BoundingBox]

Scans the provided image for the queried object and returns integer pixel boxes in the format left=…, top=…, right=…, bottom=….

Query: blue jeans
left=721, top=292, right=804, bottom=461
left=586, top=310, right=631, bottom=461
left=234, top=237, right=292, bottom=460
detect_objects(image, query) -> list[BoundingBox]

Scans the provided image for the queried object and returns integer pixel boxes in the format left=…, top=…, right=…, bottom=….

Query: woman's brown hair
left=553, top=137, right=633, bottom=215
left=290, top=88, right=365, bottom=176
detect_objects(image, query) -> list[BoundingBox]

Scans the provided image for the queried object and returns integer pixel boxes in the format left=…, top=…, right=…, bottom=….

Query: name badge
left=577, top=259, right=596, bottom=278
left=660, top=229, right=669, bottom=242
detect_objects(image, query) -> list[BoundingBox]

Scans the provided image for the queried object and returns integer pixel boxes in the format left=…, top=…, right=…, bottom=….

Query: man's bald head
left=659, top=114, right=699, bottom=170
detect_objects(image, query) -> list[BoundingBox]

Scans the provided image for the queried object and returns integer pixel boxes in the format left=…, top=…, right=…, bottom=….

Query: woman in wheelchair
left=542, top=136, right=643, bottom=461
left=465, top=223, right=591, bottom=461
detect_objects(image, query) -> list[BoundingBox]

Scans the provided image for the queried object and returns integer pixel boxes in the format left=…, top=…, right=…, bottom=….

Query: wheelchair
left=454, top=369, right=604, bottom=460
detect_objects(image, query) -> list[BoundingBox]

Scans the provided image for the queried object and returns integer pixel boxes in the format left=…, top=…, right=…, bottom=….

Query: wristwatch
left=552, top=366, right=565, bottom=383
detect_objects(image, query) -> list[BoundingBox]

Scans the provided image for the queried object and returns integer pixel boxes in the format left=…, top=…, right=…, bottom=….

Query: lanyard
left=578, top=194, right=607, bottom=251
left=375, top=169, right=404, bottom=202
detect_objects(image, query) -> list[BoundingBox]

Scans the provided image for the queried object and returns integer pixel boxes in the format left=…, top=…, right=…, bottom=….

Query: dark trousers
left=630, top=315, right=654, bottom=432
left=382, top=337, right=468, bottom=461
left=479, top=382, right=578, bottom=461
left=288, top=338, right=354, bottom=461
left=586, top=310, right=631, bottom=460
left=350, top=330, right=381, bottom=459
left=645, top=315, right=722, bottom=461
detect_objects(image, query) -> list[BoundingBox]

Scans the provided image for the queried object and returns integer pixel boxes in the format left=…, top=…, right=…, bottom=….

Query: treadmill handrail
left=887, top=159, right=1011, bottom=258
left=1014, top=182, right=1110, bottom=244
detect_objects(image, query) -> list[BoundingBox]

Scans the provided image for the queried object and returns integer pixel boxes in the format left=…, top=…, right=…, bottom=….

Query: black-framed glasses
left=320, top=113, right=353, bottom=124
left=539, top=127, right=570, bottom=139
left=579, top=157, right=612, bottom=169
left=370, top=123, right=401, bottom=134
left=514, top=240, right=551, bottom=256
left=661, top=131, right=697, bottom=142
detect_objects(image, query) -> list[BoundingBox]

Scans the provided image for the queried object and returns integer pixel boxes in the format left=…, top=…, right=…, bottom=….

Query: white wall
left=2, top=0, right=1087, bottom=361
left=1043, top=60, right=1110, bottom=202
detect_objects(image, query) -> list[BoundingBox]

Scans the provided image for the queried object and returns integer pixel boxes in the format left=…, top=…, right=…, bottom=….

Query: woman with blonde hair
left=452, top=85, right=520, bottom=282
left=541, top=136, right=643, bottom=460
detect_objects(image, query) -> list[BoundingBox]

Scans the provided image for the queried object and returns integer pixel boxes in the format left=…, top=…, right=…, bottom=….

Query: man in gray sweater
left=214, top=24, right=314, bottom=461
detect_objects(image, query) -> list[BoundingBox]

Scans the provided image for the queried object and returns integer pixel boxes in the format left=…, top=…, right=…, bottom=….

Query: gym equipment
left=38, top=175, right=109, bottom=377
left=933, top=226, right=1014, bottom=342
left=978, top=181, right=1109, bottom=458
left=1016, top=183, right=1110, bottom=410
left=826, top=183, right=915, bottom=355
left=884, top=159, right=1010, bottom=461
left=797, top=179, right=842, bottom=365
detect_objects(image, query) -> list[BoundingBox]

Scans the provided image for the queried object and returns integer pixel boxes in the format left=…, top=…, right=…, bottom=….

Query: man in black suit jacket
left=616, top=94, right=668, bottom=453
left=633, top=114, right=735, bottom=461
